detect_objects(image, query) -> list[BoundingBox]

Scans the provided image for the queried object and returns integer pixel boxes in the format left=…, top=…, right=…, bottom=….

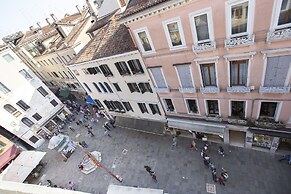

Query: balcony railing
left=225, top=34, right=255, bottom=48
left=259, top=86, right=290, bottom=94
left=154, top=87, right=170, bottom=93
left=192, top=41, right=216, bottom=53
left=200, top=86, right=220, bottom=94
left=267, top=28, right=291, bottom=42
left=228, top=117, right=247, bottom=125
left=255, top=118, right=285, bottom=129
left=179, top=87, right=196, bottom=93
left=227, top=86, right=251, bottom=93
left=205, top=115, right=222, bottom=122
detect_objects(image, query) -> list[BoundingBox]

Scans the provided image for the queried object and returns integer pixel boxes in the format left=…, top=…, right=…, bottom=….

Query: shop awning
left=107, top=185, right=164, bottom=194
left=0, top=151, right=46, bottom=183
left=86, top=95, right=96, bottom=105
left=167, top=117, right=225, bottom=136
left=249, top=128, right=291, bottom=138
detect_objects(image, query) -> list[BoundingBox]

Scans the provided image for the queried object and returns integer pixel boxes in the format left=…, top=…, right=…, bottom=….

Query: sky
left=0, top=0, right=85, bottom=42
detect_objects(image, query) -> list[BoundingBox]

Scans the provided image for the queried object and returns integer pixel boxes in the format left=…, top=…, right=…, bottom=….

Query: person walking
left=103, top=123, right=111, bottom=131
left=172, top=136, right=177, bottom=147
left=144, top=165, right=154, bottom=175
left=190, top=140, right=198, bottom=150
left=87, top=128, right=94, bottom=137
left=68, top=126, right=75, bottom=132
left=104, top=128, right=111, bottom=137
left=151, top=173, right=157, bottom=183
left=68, top=181, right=75, bottom=190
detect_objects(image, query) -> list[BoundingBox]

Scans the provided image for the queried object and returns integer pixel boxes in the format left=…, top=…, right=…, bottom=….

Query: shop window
left=164, top=99, right=175, bottom=112
left=37, top=86, right=49, bottom=97
left=113, top=83, right=122, bottom=92
left=50, top=99, right=58, bottom=107
left=29, top=136, right=39, bottom=143
left=231, top=101, right=245, bottom=118
left=230, top=60, right=248, bottom=86
left=138, top=103, right=148, bottom=113
left=99, top=64, right=113, bottom=77
left=2, top=53, right=14, bottom=62
left=206, top=100, right=219, bottom=116
left=16, top=100, right=30, bottom=111
left=127, top=59, right=144, bottom=74
left=21, top=117, right=34, bottom=127
left=115, top=61, right=131, bottom=75
left=259, top=102, right=277, bottom=119
left=253, top=134, right=273, bottom=149
left=149, top=104, right=161, bottom=115
left=122, top=102, right=133, bottom=112
left=0, top=82, right=11, bottom=94
left=32, top=113, right=42, bottom=121
left=186, top=99, right=199, bottom=114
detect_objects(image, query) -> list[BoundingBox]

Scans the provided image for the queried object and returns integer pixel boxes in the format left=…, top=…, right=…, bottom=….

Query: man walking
left=172, top=136, right=177, bottom=147
left=144, top=165, right=154, bottom=175
left=87, top=128, right=94, bottom=137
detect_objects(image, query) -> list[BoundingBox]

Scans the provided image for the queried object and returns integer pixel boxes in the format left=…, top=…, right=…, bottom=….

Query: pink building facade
left=120, top=0, right=291, bottom=153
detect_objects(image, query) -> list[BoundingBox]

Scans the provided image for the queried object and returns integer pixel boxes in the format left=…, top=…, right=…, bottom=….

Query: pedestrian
left=212, top=171, right=217, bottom=182
left=278, top=154, right=291, bottom=164
left=151, top=173, right=157, bottom=182
left=190, top=140, right=198, bottom=150
left=217, top=177, right=225, bottom=186
left=144, top=165, right=154, bottom=175
left=88, top=128, right=94, bottom=137
left=68, top=181, right=75, bottom=190
left=103, top=123, right=111, bottom=131
left=104, top=129, right=111, bottom=137
left=68, top=126, right=75, bottom=132
left=76, top=121, right=80, bottom=126
left=172, top=136, right=177, bottom=147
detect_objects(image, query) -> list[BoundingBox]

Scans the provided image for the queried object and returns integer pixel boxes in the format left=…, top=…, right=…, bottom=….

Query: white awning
left=0, top=151, right=46, bottom=183
left=167, top=117, right=225, bottom=136
left=107, top=185, right=164, bottom=194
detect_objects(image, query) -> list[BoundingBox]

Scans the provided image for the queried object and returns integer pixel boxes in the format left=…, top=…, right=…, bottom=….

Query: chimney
left=50, top=14, right=58, bottom=22
left=36, top=22, right=41, bottom=28
left=76, top=5, right=81, bottom=14
left=29, top=26, right=34, bottom=31
left=45, top=18, right=51, bottom=25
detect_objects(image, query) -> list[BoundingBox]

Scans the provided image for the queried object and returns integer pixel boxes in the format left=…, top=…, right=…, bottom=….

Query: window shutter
left=150, top=68, right=167, bottom=88
left=176, top=64, right=194, bottom=88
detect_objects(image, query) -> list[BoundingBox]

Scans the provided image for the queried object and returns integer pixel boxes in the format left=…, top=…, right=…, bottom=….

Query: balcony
left=154, top=87, right=170, bottom=93
left=255, top=118, right=285, bottom=129
left=192, top=41, right=216, bottom=53
left=205, top=115, right=222, bottom=122
left=179, top=87, right=196, bottom=93
left=200, top=86, right=220, bottom=94
left=225, top=34, right=255, bottom=48
left=227, top=86, right=251, bottom=93
left=228, top=117, right=248, bottom=125
left=259, top=86, right=290, bottom=94
left=267, top=28, right=291, bottom=42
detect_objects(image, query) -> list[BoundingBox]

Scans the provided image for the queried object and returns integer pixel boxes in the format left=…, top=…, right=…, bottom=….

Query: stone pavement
left=35, top=114, right=291, bottom=194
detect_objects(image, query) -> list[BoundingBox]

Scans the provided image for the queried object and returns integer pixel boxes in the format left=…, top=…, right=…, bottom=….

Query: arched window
left=104, top=82, right=113, bottom=93
left=4, top=104, right=17, bottom=114
left=93, top=82, right=102, bottom=93
left=21, top=117, right=34, bottom=127
left=83, top=82, right=92, bottom=92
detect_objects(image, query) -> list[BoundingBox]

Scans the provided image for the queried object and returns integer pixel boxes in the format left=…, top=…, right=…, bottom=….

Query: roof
left=69, top=15, right=137, bottom=65
left=120, top=0, right=168, bottom=18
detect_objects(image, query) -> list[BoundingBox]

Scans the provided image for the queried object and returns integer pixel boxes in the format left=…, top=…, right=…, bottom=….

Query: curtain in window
left=231, top=2, right=248, bottom=34
left=201, top=64, right=216, bottom=86
left=167, top=22, right=182, bottom=46
left=194, top=14, right=210, bottom=41
left=278, top=0, right=291, bottom=25
left=138, top=31, right=152, bottom=51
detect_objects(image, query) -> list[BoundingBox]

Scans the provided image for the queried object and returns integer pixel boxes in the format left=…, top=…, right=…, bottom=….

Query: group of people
left=200, top=144, right=228, bottom=186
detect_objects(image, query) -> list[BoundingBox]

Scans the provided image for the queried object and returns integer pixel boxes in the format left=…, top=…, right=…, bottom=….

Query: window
left=122, top=102, right=133, bottom=112
left=264, top=55, right=291, bottom=87
left=32, top=113, right=42, bottom=121
left=29, top=136, right=39, bottom=143
left=73, top=70, right=80, bottom=76
left=57, top=57, right=63, bottom=64
left=164, top=99, right=175, bottom=112
left=94, top=99, right=104, bottom=109
left=138, top=103, right=148, bottom=113
left=83, top=82, right=92, bottom=93
left=2, top=54, right=14, bottom=62
left=127, top=59, right=144, bottom=74
left=68, top=71, right=75, bottom=79
left=104, top=82, right=113, bottom=93
left=37, top=86, right=49, bottom=97
left=163, top=18, right=186, bottom=49
left=149, top=104, right=161, bottom=115
left=21, top=117, right=34, bottom=127
left=186, top=99, right=199, bottom=114
left=99, top=64, right=113, bottom=77
left=50, top=99, right=58, bottom=107
left=93, top=82, right=102, bottom=92
left=16, top=100, right=30, bottom=111
left=62, top=56, right=68, bottom=63
left=44, top=60, right=49, bottom=66
left=138, top=83, right=153, bottom=93
left=47, top=72, right=52, bottom=77
left=175, top=64, right=194, bottom=89
left=278, top=0, right=291, bottom=27
left=48, top=59, right=53, bottom=65
left=200, top=63, right=217, bottom=86
left=59, top=72, right=65, bottom=78
left=52, top=72, right=59, bottom=78
left=230, top=60, right=248, bottom=86
left=113, top=83, right=121, bottom=92
left=52, top=58, right=58, bottom=64
left=99, top=82, right=107, bottom=93
left=19, top=69, right=33, bottom=80
left=260, top=102, right=277, bottom=118
left=113, top=101, right=125, bottom=112
left=231, top=1, right=248, bottom=35
left=206, top=100, right=219, bottom=116
left=67, top=55, right=72, bottom=61
left=134, top=27, right=155, bottom=53
left=104, top=100, right=115, bottom=111
left=63, top=71, right=69, bottom=78
left=231, top=101, right=245, bottom=118
left=4, top=104, right=17, bottom=114
left=150, top=68, right=168, bottom=88
left=0, top=82, right=11, bottom=94
left=127, top=83, right=140, bottom=93
left=87, top=67, right=100, bottom=75
left=115, top=61, right=131, bottom=75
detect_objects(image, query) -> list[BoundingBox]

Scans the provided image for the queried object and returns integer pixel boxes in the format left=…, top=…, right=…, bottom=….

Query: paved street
left=35, top=114, right=291, bottom=194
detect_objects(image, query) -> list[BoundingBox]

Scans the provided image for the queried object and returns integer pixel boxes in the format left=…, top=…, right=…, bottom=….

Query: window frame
left=133, top=27, right=156, bottom=54
left=0, top=82, right=11, bottom=94
left=37, top=86, right=49, bottom=97
left=270, top=0, right=291, bottom=31
left=32, top=113, right=42, bottom=121
left=149, top=67, right=168, bottom=89
left=163, top=98, right=176, bottom=113
left=16, top=100, right=30, bottom=111
left=199, top=62, right=217, bottom=87
left=149, top=103, right=161, bottom=115
left=19, top=69, right=33, bottom=80
left=50, top=99, right=58, bottom=107
left=162, top=17, right=186, bottom=50
left=258, top=101, right=280, bottom=120
left=205, top=99, right=220, bottom=116
left=127, top=59, right=144, bottom=75
left=83, top=82, right=92, bottom=93
left=2, top=53, right=14, bottom=62
left=137, top=102, right=149, bottom=114
left=122, top=102, right=133, bottom=112
left=229, top=59, right=249, bottom=86
left=185, top=98, right=200, bottom=115
left=113, top=83, right=122, bottom=92
left=229, top=100, right=246, bottom=118
left=174, top=63, right=195, bottom=89
left=21, top=117, right=34, bottom=127
left=99, top=64, right=113, bottom=77
left=115, top=61, right=131, bottom=76
left=93, top=82, right=102, bottom=93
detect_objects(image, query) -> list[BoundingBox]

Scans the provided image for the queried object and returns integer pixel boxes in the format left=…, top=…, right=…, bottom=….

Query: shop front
left=167, top=117, right=226, bottom=143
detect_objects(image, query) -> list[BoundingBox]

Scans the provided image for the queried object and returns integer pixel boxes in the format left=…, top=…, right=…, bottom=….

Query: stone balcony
left=259, top=86, right=290, bottom=94
left=179, top=87, right=196, bottom=93
left=205, top=115, right=222, bottom=122
left=228, top=117, right=248, bottom=125
left=192, top=41, right=216, bottom=53
left=227, top=86, right=251, bottom=93
left=225, top=34, right=255, bottom=48
left=267, top=28, right=291, bottom=42
left=200, top=86, right=220, bottom=94
left=154, top=87, right=170, bottom=93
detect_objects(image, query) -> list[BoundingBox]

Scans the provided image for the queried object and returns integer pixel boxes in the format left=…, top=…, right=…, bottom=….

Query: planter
left=228, top=118, right=247, bottom=125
